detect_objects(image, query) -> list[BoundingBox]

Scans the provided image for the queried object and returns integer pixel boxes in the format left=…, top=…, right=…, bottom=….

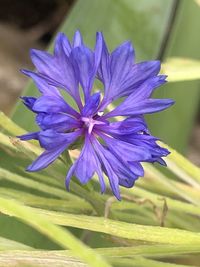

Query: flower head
left=19, top=31, right=174, bottom=199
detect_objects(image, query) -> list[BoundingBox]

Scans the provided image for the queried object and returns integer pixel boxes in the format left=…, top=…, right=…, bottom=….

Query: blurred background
left=0, top=0, right=73, bottom=114
left=0, top=0, right=199, bottom=164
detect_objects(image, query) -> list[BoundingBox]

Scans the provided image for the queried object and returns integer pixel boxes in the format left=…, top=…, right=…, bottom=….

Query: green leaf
left=97, top=244, right=200, bottom=258
left=5, top=206, right=200, bottom=246
left=0, top=197, right=111, bottom=267
left=0, top=168, right=78, bottom=201
left=0, top=187, right=93, bottom=214
left=0, top=111, right=26, bottom=136
left=120, top=257, right=199, bottom=267
left=0, top=237, right=32, bottom=250
left=162, top=58, right=200, bottom=82
left=0, top=252, right=197, bottom=267
left=1, top=244, right=200, bottom=259
left=162, top=142, right=200, bottom=184
left=0, top=250, right=88, bottom=267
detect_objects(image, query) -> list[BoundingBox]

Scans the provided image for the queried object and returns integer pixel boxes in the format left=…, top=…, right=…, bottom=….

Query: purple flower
left=19, top=31, right=174, bottom=199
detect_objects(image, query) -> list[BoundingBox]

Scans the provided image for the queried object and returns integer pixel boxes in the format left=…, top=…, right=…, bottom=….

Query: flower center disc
left=81, top=117, right=105, bottom=134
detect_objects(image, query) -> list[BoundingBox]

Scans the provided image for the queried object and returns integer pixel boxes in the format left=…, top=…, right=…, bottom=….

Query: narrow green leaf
left=122, top=185, right=200, bottom=217
left=10, top=206, right=200, bottom=245
left=124, top=257, right=198, bottom=267
left=1, top=248, right=199, bottom=267
left=0, top=197, right=111, bottom=267
left=0, top=168, right=78, bottom=202
left=0, top=132, right=18, bottom=152
left=0, top=251, right=87, bottom=267
left=0, top=111, right=26, bottom=136
left=0, top=237, right=32, bottom=251
left=162, top=58, right=200, bottom=82
left=142, top=164, right=200, bottom=206
left=97, top=244, right=200, bottom=258
left=162, top=142, right=200, bottom=184
left=0, top=187, right=93, bottom=214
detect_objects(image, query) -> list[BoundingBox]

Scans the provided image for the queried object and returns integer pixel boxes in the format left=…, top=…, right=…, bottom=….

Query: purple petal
left=105, top=98, right=174, bottom=118
left=71, top=46, right=94, bottom=99
left=36, top=113, right=81, bottom=131
left=91, top=32, right=103, bottom=84
left=30, top=46, right=80, bottom=104
left=119, top=60, right=162, bottom=96
left=26, top=144, right=68, bottom=172
left=129, top=162, right=144, bottom=177
left=103, top=75, right=170, bottom=118
left=96, top=116, right=147, bottom=136
left=74, top=138, right=99, bottom=183
left=119, top=132, right=170, bottom=165
left=100, top=41, right=135, bottom=107
left=38, top=129, right=81, bottom=150
left=93, top=135, right=144, bottom=192
left=22, top=69, right=64, bottom=90
left=66, top=135, right=106, bottom=192
left=17, top=132, right=38, bottom=141
left=97, top=33, right=110, bottom=90
left=98, top=133, right=151, bottom=162
left=91, top=137, right=121, bottom=199
left=71, top=33, right=103, bottom=101
left=100, top=145, right=140, bottom=188
left=53, top=35, right=80, bottom=101
left=128, top=75, right=167, bottom=102
left=32, top=96, right=79, bottom=118
left=156, top=158, right=167, bottom=166
left=21, top=70, right=61, bottom=97
left=81, top=92, right=101, bottom=117
left=30, top=49, right=54, bottom=76
left=73, top=30, right=83, bottom=48
left=20, top=96, right=37, bottom=111
left=54, top=32, right=72, bottom=57
left=110, top=41, right=135, bottom=88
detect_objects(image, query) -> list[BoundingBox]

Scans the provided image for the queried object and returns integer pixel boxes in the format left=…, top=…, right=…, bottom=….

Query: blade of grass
left=1, top=243, right=200, bottom=260
left=162, top=142, right=200, bottom=185
left=0, top=168, right=79, bottom=201
left=161, top=58, right=200, bottom=82
left=0, top=237, right=33, bottom=251
left=97, top=244, right=200, bottom=258
left=123, top=186, right=200, bottom=217
left=0, top=112, right=26, bottom=136
left=0, top=197, right=111, bottom=267
left=126, top=257, right=198, bottom=267
left=3, top=185, right=197, bottom=230
left=0, top=187, right=93, bottom=214
left=20, top=171, right=64, bottom=189
left=0, top=249, right=199, bottom=267
left=0, top=132, right=18, bottom=152
left=142, top=164, right=200, bottom=205
left=9, top=206, right=200, bottom=245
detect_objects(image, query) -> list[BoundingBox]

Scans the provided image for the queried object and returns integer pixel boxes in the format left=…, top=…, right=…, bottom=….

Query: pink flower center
left=81, top=117, right=105, bottom=134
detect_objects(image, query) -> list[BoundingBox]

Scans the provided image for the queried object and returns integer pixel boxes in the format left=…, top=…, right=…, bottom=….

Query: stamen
left=81, top=116, right=106, bottom=134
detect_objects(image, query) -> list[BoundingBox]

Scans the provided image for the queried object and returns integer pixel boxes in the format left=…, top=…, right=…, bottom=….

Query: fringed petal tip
left=115, top=192, right=121, bottom=201
left=25, top=166, right=35, bottom=172
left=20, top=68, right=30, bottom=76
left=16, top=132, right=38, bottom=141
